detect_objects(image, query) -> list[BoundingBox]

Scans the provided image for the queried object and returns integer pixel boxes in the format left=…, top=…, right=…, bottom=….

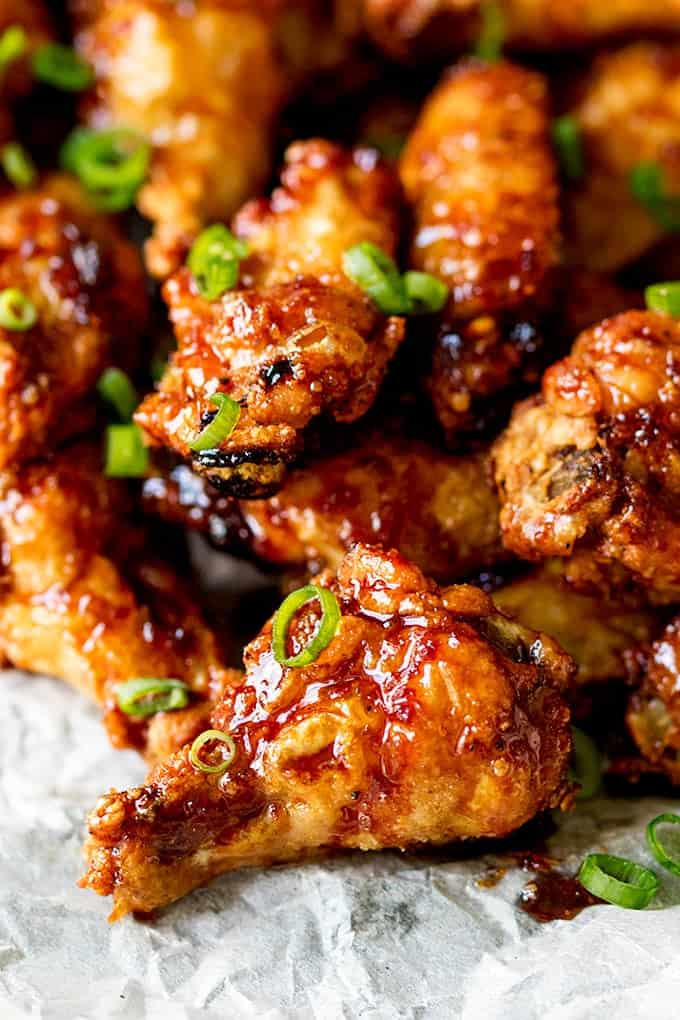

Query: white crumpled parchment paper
left=1, top=548, right=680, bottom=1019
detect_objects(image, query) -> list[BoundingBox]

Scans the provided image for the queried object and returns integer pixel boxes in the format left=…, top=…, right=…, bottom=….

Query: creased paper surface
left=1, top=665, right=679, bottom=1018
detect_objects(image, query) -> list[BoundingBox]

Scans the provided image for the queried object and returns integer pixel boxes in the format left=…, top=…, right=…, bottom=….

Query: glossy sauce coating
left=626, top=614, right=680, bottom=783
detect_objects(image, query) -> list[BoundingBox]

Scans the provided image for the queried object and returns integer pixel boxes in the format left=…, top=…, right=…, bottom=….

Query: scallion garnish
left=646, top=813, right=680, bottom=877
left=104, top=423, right=148, bottom=478
left=342, top=242, right=411, bottom=314
left=60, top=127, right=150, bottom=212
left=189, top=392, right=241, bottom=452
left=475, top=2, right=505, bottom=62
left=189, top=729, right=236, bottom=774
left=630, top=162, right=680, bottom=232
left=578, top=853, right=659, bottom=909
left=0, top=25, right=27, bottom=74
left=1, top=141, right=36, bottom=190
left=97, top=367, right=138, bottom=421
left=0, top=287, right=37, bottom=331
left=569, top=727, right=601, bottom=801
left=645, top=281, right=680, bottom=318
left=116, top=678, right=189, bottom=718
left=272, top=584, right=341, bottom=668
left=403, top=271, right=449, bottom=314
left=32, top=42, right=93, bottom=92
left=187, top=224, right=249, bottom=301
left=552, top=115, right=584, bottom=182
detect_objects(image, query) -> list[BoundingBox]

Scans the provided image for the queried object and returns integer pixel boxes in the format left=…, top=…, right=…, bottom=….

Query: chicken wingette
left=135, top=140, right=405, bottom=498
left=81, top=543, right=573, bottom=919
left=400, top=61, right=560, bottom=440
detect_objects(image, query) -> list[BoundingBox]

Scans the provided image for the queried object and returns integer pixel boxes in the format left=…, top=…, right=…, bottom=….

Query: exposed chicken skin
left=81, top=543, right=573, bottom=919
left=565, top=43, right=680, bottom=272
left=0, top=175, right=149, bottom=471
left=400, top=62, right=560, bottom=440
left=626, top=615, right=680, bottom=783
left=493, top=310, right=680, bottom=603
left=135, top=141, right=405, bottom=498
left=142, top=436, right=505, bottom=583
left=0, top=444, right=237, bottom=761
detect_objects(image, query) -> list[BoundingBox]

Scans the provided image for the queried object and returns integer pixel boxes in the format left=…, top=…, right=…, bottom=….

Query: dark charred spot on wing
left=547, top=446, right=614, bottom=500
left=260, top=359, right=293, bottom=388
left=194, top=447, right=292, bottom=499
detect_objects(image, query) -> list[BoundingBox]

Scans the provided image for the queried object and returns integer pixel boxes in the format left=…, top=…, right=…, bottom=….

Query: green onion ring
left=342, top=242, right=411, bottom=315
left=104, top=423, right=149, bottom=478
left=403, top=271, right=449, bottom=314
left=60, top=127, right=150, bottom=211
left=569, top=727, right=601, bottom=801
left=552, top=115, right=584, bottom=182
left=630, top=162, right=680, bottom=232
left=646, top=813, right=680, bottom=877
left=272, top=584, right=341, bottom=668
left=475, top=2, right=505, bottom=62
left=97, top=367, right=139, bottom=422
left=578, top=853, right=659, bottom=909
left=187, top=224, right=249, bottom=301
left=32, top=42, right=94, bottom=92
left=116, top=679, right=189, bottom=718
left=1, top=142, right=36, bottom=190
left=0, top=288, right=37, bottom=331
left=645, top=282, right=680, bottom=318
left=190, top=729, right=236, bottom=774
left=0, top=26, right=27, bottom=73
left=189, top=392, right=241, bottom=452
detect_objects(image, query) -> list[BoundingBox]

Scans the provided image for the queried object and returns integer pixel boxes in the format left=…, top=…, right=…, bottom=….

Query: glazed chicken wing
left=626, top=615, right=680, bottom=784
left=0, top=175, right=148, bottom=470
left=0, top=443, right=237, bottom=761
left=493, top=309, right=680, bottom=602
left=81, top=543, right=573, bottom=919
left=400, top=61, right=560, bottom=440
left=135, top=141, right=405, bottom=498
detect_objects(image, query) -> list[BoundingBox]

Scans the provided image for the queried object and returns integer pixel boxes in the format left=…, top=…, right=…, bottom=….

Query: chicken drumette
left=81, top=543, right=573, bottom=919
left=135, top=140, right=405, bottom=497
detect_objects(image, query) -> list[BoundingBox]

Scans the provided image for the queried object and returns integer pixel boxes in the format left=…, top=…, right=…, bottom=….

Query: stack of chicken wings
left=3, top=0, right=680, bottom=920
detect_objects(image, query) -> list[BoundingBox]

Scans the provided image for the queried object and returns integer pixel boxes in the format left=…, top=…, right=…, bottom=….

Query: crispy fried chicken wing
left=565, top=42, right=680, bottom=272
left=626, top=615, right=680, bottom=783
left=0, top=175, right=148, bottom=470
left=0, top=443, right=236, bottom=760
left=135, top=141, right=405, bottom=498
left=493, top=309, right=680, bottom=602
left=400, top=61, right=560, bottom=440
left=81, top=543, right=573, bottom=918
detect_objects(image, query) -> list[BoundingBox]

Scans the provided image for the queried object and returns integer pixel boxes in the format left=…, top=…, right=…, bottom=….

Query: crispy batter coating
left=136, top=141, right=405, bottom=498
left=80, top=543, right=573, bottom=919
left=565, top=42, right=680, bottom=272
left=71, top=0, right=286, bottom=277
left=400, top=61, right=560, bottom=440
left=143, top=436, right=505, bottom=583
left=0, top=443, right=236, bottom=760
left=0, top=175, right=148, bottom=471
left=626, top=615, right=680, bottom=783
left=493, top=310, right=680, bottom=602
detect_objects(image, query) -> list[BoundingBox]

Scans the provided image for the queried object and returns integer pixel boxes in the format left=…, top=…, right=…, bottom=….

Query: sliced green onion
left=578, top=853, right=659, bottom=909
left=646, top=813, right=680, bottom=877
left=630, top=162, right=680, bottom=232
left=403, top=271, right=449, bottom=314
left=189, top=729, right=236, bottom=774
left=97, top=367, right=138, bottom=421
left=272, top=584, right=341, bottom=668
left=104, top=423, right=148, bottom=478
left=569, top=727, right=601, bottom=801
left=1, top=142, right=36, bottom=189
left=0, top=288, right=37, bottom=331
left=552, top=115, right=584, bottom=182
left=116, top=678, right=189, bottom=718
left=60, top=127, right=150, bottom=212
left=342, top=242, right=410, bottom=314
left=32, top=42, right=93, bottom=92
left=475, top=2, right=505, bottom=62
left=645, top=281, right=680, bottom=318
left=187, top=224, right=249, bottom=301
left=0, top=25, right=27, bottom=73
left=189, top=392, right=241, bottom=452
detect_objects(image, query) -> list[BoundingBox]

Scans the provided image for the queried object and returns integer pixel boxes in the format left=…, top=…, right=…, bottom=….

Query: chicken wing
left=0, top=443, right=237, bottom=760
left=135, top=140, right=405, bottom=498
left=626, top=615, right=680, bottom=784
left=400, top=61, right=560, bottom=440
left=0, top=174, right=148, bottom=471
left=81, top=543, right=573, bottom=919
left=493, top=309, right=680, bottom=602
